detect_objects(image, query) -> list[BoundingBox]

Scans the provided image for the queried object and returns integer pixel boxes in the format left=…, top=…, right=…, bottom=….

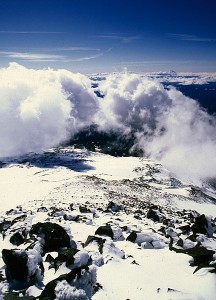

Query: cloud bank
left=98, top=73, right=216, bottom=181
left=0, top=63, right=98, bottom=157
left=1, top=64, right=216, bottom=182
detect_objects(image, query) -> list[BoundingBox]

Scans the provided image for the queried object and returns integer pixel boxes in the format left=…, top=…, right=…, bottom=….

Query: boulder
left=84, top=235, right=106, bottom=254
left=107, top=201, right=121, bottom=212
left=30, top=222, right=71, bottom=254
left=39, top=266, right=96, bottom=300
left=37, top=207, right=48, bottom=213
left=2, top=249, right=29, bottom=282
left=191, top=214, right=215, bottom=237
left=95, top=225, right=113, bottom=239
left=10, top=231, right=26, bottom=246
left=52, top=248, right=79, bottom=271
left=0, top=220, right=11, bottom=233
left=147, top=209, right=161, bottom=222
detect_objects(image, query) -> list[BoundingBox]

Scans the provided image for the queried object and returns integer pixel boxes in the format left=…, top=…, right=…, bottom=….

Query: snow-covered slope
left=0, top=147, right=215, bottom=299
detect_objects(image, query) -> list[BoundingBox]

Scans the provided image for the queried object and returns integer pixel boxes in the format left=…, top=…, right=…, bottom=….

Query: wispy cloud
left=70, top=53, right=103, bottom=62
left=0, top=51, right=66, bottom=62
left=0, top=30, right=63, bottom=34
left=49, top=47, right=101, bottom=52
left=93, top=33, right=140, bottom=43
left=0, top=49, right=105, bottom=63
left=171, top=33, right=216, bottom=42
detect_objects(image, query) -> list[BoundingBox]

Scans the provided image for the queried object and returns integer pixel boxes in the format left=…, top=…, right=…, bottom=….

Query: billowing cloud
left=98, top=73, right=216, bottom=181
left=1, top=64, right=216, bottom=183
left=0, top=63, right=98, bottom=157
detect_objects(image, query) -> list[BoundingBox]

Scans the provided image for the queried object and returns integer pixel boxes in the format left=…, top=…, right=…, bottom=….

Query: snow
left=94, top=246, right=216, bottom=300
left=0, top=147, right=216, bottom=299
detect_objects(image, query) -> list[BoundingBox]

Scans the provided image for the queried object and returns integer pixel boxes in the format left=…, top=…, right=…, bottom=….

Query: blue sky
left=0, top=0, right=216, bottom=73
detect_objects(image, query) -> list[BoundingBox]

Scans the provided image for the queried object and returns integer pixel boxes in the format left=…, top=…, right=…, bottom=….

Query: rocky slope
left=0, top=147, right=215, bottom=299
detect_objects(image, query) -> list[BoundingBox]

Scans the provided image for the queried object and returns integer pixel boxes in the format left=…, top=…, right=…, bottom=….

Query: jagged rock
left=6, top=209, right=21, bottom=216
left=2, top=249, right=29, bottom=282
left=170, top=240, right=215, bottom=266
left=79, top=206, right=91, bottom=213
left=63, top=214, right=77, bottom=221
left=45, top=253, right=55, bottom=269
left=187, top=245, right=215, bottom=266
left=178, top=224, right=191, bottom=234
left=2, top=243, right=44, bottom=289
left=193, top=261, right=216, bottom=274
left=48, top=208, right=66, bottom=217
left=107, top=201, right=121, bottom=212
left=38, top=266, right=96, bottom=300
left=11, top=215, right=27, bottom=226
left=95, top=225, right=113, bottom=239
left=126, top=231, right=137, bottom=243
left=52, top=248, right=79, bottom=271
left=37, top=207, right=48, bottom=213
left=0, top=220, right=11, bottom=233
left=191, top=214, right=215, bottom=237
left=69, top=203, right=75, bottom=211
left=134, top=214, right=142, bottom=220
left=147, top=209, right=161, bottom=222
left=10, top=231, right=26, bottom=246
left=84, top=235, right=106, bottom=254
left=30, top=222, right=71, bottom=253
left=127, top=231, right=167, bottom=248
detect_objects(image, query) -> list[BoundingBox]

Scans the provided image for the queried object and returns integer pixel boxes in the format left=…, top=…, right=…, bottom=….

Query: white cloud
left=0, top=51, right=66, bottom=62
left=98, top=73, right=216, bottom=182
left=0, top=63, right=99, bottom=157
left=70, top=52, right=104, bottom=62
left=171, top=33, right=216, bottom=42
left=94, top=33, right=140, bottom=43
left=1, top=64, right=216, bottom=182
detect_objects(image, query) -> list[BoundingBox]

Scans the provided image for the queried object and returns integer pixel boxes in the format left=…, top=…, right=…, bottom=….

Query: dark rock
left=30, top=222, right=71, bottom=254
left=95, top=225, right=113, bottom=239
left=2, top=245, right=44, bottom=288
left=176, top=238, right=184, bottom=248
left=69, top=203, right=75, bottom=211
left=10, top=231, right=26, bottom=246
left=178, top=224, right=191, bottom=234
left=170, top=240, right=215, bottom=266
left=126, top=231, right=137, bottom=243
left=186, top=234, right=197, bottom=242
left=39, top=266, right=96, bottom=300
left=2, top=249, right=28, bottom=282
left=84, top=235, right=106, bottom=254
left=6, top=209, right=19, bottom=216
left=48, top=208, right=65, bottom=217
left=191, top=214, right=214, bottom=237
left=0, top=220, right=11, bottom=233
left=79, top=206, right=91, bottom=213
left=93, top=282, right=103, bottom=294
left=187, top=244, right=215, bottom=266
left=107, top=201, right=121, bottom=212
left=45, top=253, right=55, bottom=268
left=53, top=248, right=79, bottom=271
left=11, top=215, right=27, bottom=226
left=4, top=292, right=35, bottom=299
left=193, top=261, right=216, bottom=274
left=37, top=207, right=48, bottom=213
left=147, top=209, right=160, bottom=222
left=121, top=225, right=128, bottom=231
left=134, top=214, right=142, bottom=220
left=63, top=213, right=77, bottom=221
